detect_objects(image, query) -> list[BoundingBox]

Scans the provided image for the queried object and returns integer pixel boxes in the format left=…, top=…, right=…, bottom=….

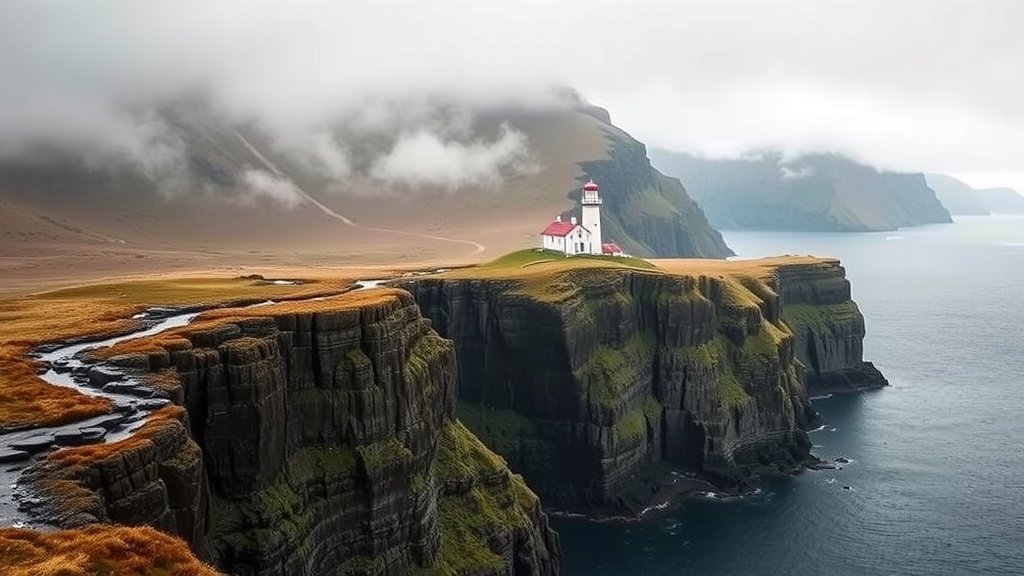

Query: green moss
left=410, top=471, right=427, bottom=496
left=335, top=554, right=383, bottom=576
left=423, top=421, right=541, bottom=576
left=356, top=435, right=412, bottom=472
left=741, top=326, right=781, bottom=360
left=672, top=339, right=722, bottom=370
left=576, top=331, right=655, bottom=410
left=719, top=369, right=751, bottom=408
left=404, top=333, right=451, bottom=387
left=782, top=301, right=860, bottom=332
left=207, top=446, right=356, bottom=562
left=667, top=335, right=754, bottom=408
left=612, top=406, right=647, bottom=442
left=456, top=401, right=535, bottom=455
left=434, top=420, right=508, bottom=482
left=643, top=395, right=663, bottom=421
left=345, top=348, right=371, bottom=369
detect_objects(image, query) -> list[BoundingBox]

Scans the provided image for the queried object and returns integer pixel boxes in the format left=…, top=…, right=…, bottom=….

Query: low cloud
left=370, top=123, right=533, bottom=190
left=3, top=1, right=1024, bottom=191
left=240, top=169, right=303, bottom=207
left=780, top=165, right=815, bottom=180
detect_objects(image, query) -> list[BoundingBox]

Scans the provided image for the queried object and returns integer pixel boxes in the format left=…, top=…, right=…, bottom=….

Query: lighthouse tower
left=581, top=179, right=602, bottom=255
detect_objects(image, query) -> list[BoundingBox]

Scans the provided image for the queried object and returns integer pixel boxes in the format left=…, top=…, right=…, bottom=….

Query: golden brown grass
left=0, top=524, right=219, bottom=576
left=96, top=288, right=409, bottom=359
left=436, top=250, right=837, bottom=306
left=653, top=255, right=838, bottom=280
left=48, top=405, right=185, bottom=468
left=0, top=276, right=354, bottom=429
left=33, top=406, right=191, bottom=524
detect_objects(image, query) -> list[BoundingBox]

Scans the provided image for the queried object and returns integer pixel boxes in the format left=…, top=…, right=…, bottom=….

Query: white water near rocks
left=555, top=216, right=1024, bottom=576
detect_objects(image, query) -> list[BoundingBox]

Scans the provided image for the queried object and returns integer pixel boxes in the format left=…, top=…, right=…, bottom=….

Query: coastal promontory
left=650, top=149, right=952, bottom=232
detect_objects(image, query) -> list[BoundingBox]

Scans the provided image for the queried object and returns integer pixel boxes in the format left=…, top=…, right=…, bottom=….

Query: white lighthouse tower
left=581, top=179, right=602, bottom=255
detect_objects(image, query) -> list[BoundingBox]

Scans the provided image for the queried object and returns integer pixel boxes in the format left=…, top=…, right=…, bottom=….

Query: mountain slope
left=977, top=187, right=1024, bottom=214
left=924, top=174, right=990, bottom=215
left=650, top=149, right=952, bottom=232
left=0, top=96, right=731, bottom=291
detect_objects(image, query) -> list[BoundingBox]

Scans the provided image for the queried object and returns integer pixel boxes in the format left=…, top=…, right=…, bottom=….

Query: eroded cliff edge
left=404, top=254, right=887, bottom=514
left=20, top=289, right=560, bottom=575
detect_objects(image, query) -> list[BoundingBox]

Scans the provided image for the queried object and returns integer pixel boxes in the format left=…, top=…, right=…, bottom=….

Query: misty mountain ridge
left=975, top=187, right=1024, bottom=214
left=924, top=173, right=991, bottom=215
left=649, top=149, right=953, bottom=232
left=0, top=88, right=731, bottom=283
left=925, top=174, right=1024, bottom=215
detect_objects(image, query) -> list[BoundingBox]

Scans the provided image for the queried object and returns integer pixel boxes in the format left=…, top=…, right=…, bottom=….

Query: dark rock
left=404, top=259, right=885, bottom=516
left=80, top=428, right=108, bottom=443
left=102, top=381, right=152, bottom=396
left=93, top=414, right=128, bottom=430
left=0, top=448, right=31, bottom=463
left=835, top=457, right=851, bottom=464
left=88, top=366, right=124, bottom=388
left=20, top=290, right=559, bottom=576
left=10, top=435, right=55, bottom=453
left=53, top=429, right=88, bottom=446
left=132, top=398, right=171, bottom=411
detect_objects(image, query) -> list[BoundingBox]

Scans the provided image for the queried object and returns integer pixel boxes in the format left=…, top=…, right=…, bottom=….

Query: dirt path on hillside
left=232, top=130, right=486, bottom=256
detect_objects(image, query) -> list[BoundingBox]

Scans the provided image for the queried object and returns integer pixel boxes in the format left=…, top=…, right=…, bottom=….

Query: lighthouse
left=581, top=179, right=602, bottom=255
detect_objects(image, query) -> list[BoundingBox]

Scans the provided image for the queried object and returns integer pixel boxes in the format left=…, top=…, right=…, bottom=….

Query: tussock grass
left=0, top=524, right=218, bottom=576
left=0, top=276, right=352, bottom=429
left=97, top=288, right=409, bottom=359
left=654, top=255, right=839, bottom=280
left=437, top=250, right=837, bottom=305
left=48, top=405, right=185, bottom=467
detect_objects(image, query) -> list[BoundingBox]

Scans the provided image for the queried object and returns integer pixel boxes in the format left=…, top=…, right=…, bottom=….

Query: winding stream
left=0, top=278, right=397, bottom=529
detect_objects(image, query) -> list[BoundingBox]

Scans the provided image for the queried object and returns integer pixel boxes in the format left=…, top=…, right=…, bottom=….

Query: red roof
left=583, top=180, right=600, bottom=191
left=602, top=242, right=623, bottom=254
left=540, top=221, right=579, bottom=237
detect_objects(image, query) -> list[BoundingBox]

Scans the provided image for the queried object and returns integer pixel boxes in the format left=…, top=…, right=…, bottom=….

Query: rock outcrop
left=21, top=290, right=560, bottom=576
left=574, top=119, right=734, bottom=259
left=405, top=257, right=885, bottom=514
left=774, top=262, right=889, bottom=394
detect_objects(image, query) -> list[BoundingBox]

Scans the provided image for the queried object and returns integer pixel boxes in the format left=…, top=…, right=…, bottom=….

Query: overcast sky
left=1, top=0, right=1022, bottom=192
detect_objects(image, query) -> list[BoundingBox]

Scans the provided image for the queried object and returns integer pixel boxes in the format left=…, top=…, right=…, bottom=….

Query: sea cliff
left=405, top=252, right=886, bottom=513
left=649, top=149, right=953, bottom=232
left=17, top=289, right=560, bottom=575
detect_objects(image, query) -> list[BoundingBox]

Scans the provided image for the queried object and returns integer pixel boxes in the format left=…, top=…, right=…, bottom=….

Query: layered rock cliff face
left=22, top=291, right=559, bottom=575
left=406, top=259, right=883, bottom=513
left=774, top=263, right=889, bottom=394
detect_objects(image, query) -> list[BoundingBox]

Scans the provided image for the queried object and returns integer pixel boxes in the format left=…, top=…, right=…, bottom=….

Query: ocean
left=553, top=215, right=1024, bottom=576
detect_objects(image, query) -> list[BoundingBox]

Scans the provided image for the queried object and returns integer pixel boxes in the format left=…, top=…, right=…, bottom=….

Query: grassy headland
left=0, top=275, right=355, bottom=429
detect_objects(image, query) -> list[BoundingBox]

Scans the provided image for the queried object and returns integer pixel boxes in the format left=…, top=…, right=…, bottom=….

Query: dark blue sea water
left=553, top=216, right=1024, bottom=576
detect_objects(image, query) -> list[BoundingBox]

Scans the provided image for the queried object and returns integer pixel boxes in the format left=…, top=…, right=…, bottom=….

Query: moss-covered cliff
left=574, top=120, right=733, bottom=259
left=20, top=290, right=559, bottom=576
left=405, top=253, right=886, bottom=513
left=649, top=149, right=952, bottom=232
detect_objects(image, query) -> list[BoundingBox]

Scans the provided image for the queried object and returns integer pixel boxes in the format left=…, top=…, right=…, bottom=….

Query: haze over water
left=554, top=216, right=1024, bottom=576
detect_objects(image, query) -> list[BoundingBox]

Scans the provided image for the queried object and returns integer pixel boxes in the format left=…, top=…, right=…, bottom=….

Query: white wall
left=542, top=226, right=592, bottom=255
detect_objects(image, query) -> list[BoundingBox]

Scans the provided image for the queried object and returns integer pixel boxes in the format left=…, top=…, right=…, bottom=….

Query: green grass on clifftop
left=483, top=249, right=656, bottom=272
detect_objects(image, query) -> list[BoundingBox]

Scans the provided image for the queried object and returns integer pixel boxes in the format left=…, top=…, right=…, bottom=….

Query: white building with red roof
left=540, top=215, right=592, bottom=255
left=540, top=179, right=627, bottom=256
